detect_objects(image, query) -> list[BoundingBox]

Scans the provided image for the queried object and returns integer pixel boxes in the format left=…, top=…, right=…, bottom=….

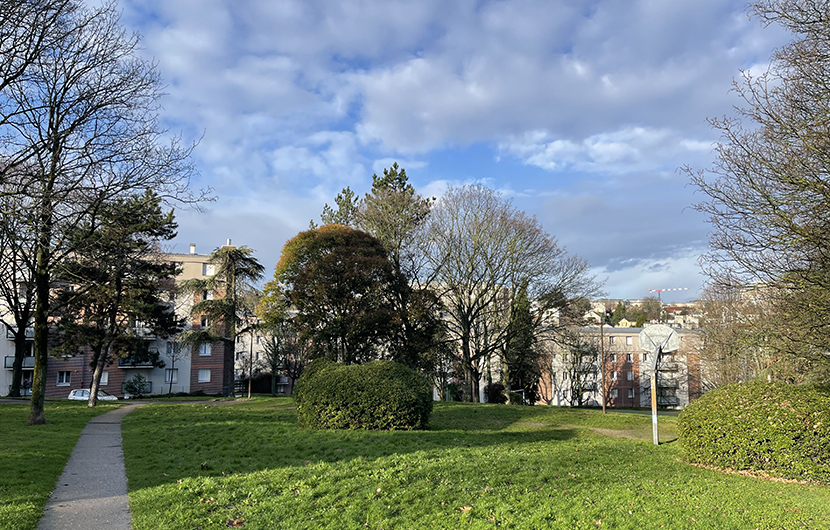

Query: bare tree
left=0, top=193, right=36, bottom=397
left=424, top=185, right=600, bottom=402
left=0, top=1, right=202, bottom=424
left=687, top=0, right=830, bottom=369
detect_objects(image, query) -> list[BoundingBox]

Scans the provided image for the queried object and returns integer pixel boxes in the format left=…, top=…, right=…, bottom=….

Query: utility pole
left=600, top=321, right=606, bottom=414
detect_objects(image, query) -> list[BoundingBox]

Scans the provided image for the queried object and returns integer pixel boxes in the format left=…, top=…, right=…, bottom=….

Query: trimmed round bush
left=293, top=360, right=433, bottom=430
left=677, top=381, right=830, bottom=483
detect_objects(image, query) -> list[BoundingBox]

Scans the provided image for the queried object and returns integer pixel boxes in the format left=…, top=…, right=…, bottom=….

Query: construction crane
left=648, top=287, right=688, bottom=302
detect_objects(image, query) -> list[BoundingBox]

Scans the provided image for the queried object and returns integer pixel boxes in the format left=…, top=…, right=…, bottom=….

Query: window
left=609, top=353, right=616, bottom=363
left=611, top=371, right=617, bottom=380
left=202, top=290, right=213, bottom=301
left=236, top=335, right=242, bottom=344
left=202, top=263, right=215, bottom=276
left=200, top=315, right=210, bottom=328
left=199, top=343, right=211, bottom=356
left=165, top=369, right=178, bottom=384
left=643, top=353, right=648, bottom=362
left=626, top=336, right=633, bottom=345
left=166, top=342, right=180, bottom=356
left=198, top=369, right=211, bottom=383
left=611, top=389, right=618, bottom=398
left=626, top=353, right=632, bottom=362
left=100, top=371, right=109, bottom=386
left=609, top=336, right=616, bottom=344
left=627, top=388, right=634, bottom=398
left=57, top=371, right=71, bottom=386
left=627, top=371, right=634, bottom=381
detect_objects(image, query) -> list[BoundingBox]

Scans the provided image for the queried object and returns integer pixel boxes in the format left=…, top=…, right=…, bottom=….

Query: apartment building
left=539, top=325, right=703, bottom=410
left=1, top=242, right=239, bottom=398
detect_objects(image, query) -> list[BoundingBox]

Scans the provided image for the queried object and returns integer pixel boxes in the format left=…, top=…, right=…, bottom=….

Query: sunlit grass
left=0, top=401, right=120, bottom=530
left=123, top=399, right=830, bottom=529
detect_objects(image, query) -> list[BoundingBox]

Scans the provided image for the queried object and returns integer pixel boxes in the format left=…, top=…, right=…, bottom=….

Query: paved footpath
left=37, top=404, right=144, bottom=530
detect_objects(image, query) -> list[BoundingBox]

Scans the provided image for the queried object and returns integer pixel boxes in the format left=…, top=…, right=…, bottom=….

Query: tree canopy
left=267, top=224, right=396, bottom=365
left=688, top=0, right=830, bottom=369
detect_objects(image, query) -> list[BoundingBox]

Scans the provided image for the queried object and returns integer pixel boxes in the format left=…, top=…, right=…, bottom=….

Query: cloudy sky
left=117, top=0, right=791, bottom=303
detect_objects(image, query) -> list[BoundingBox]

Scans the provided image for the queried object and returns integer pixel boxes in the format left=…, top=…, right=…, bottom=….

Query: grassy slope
left=123, top=400, right=830, bottom=530
left=0, top=401, right=120, bottom=530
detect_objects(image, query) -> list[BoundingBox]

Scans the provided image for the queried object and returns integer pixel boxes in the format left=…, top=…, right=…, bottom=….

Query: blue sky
left=116, top=0, right=790, bottom=303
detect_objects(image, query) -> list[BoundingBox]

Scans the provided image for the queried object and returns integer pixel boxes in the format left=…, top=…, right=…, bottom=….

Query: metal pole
left=650, top=345, right=660, bottom=445
left=600, top=321, right=606, bottom=414
left=651, top=371, right=658, bottom=445
left=247, top=327, right=253, bottom=399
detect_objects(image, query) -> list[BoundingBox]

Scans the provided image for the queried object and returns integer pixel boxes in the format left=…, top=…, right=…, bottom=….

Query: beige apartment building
left=539, top=325, right=703, bottom=410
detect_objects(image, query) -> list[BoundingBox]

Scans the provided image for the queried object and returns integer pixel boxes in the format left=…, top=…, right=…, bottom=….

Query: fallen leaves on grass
left=226, top=518, right=244, bottom=527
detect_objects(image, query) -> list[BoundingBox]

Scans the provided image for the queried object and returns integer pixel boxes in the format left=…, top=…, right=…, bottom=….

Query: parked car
left=67, top=389, right=119, bottom=401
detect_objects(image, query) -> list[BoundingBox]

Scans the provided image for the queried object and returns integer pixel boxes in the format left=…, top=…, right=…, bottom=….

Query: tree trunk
left=88, top=346, right=107, bottom=407
left=29, top=242, right=50, bottom=425
left=9, top=328, right=28, bottom=397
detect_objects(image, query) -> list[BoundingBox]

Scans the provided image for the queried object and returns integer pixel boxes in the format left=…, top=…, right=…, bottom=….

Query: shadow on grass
left=122, top=400, right=585, bottom=491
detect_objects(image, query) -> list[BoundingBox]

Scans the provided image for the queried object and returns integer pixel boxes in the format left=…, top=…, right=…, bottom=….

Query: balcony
left=118, top=357, right=155, bottom=368
left=7, top=385, right=31, bottom=396
left=5, top=327, right=34, bottom=340
left=657, top=378, right=679, bottom=388
left=4, top=356, right=35, bottom=369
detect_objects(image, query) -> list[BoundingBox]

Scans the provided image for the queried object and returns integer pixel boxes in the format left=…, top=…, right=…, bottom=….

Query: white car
left=67, top=389, right=119, bottom=401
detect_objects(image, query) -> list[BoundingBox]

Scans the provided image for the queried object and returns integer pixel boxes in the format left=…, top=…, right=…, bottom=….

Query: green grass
left=122, top=399, right=830, bottom=529
left=0, top=401, right=120, bottom=530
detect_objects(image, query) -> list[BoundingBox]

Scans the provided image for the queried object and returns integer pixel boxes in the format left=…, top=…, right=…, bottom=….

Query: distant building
left=538, top=326, right=703, bottom=410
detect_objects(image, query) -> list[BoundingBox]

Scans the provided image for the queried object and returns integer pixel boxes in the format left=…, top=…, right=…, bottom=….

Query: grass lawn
left=0, top=400, right=120, bottom=530
left=122, top=399, right=830, bottom=529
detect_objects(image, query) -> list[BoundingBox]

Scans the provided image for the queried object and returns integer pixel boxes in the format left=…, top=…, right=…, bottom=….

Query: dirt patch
left=560, top=423, right=647, bottom=440
left=684, top=462, right=824, bottom=485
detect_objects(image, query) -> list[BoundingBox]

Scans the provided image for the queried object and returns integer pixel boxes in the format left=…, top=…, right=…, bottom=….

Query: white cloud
left=499, top=127, right=711, bottom=174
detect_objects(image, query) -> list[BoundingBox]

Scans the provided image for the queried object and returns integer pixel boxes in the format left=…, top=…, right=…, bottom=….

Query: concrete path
left=37, top=404, right=143, bottom=530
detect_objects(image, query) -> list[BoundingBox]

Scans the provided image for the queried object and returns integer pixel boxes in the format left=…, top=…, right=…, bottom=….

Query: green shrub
left=293, top=360, right=433, bottom=430
left=678, top=381, right=830, bottom=482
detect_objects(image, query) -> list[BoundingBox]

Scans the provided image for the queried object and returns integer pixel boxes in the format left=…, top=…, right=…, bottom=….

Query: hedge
left=677, top=381, right=830, bottom=483
left=293, top=360, right=433, bottom=430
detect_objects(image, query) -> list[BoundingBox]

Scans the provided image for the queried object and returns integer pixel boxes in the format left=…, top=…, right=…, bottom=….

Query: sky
left=115, top=0, right=792, bottom=303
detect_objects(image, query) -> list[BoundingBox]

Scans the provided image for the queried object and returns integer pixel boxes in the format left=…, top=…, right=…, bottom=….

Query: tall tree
left=319, top=186, right=360, bottom=227
left=179, top=245, right=265, bottom=397
left=0, top=0, right=200, bottom=424
left=687, top=0, right=830, bottom=368
left=424, top=185, right=600, bottom=402
left=358, top=163, right=442, bottom=372
left=502, top=283, right=541, bottom=404
left=266, top=224, right=396, bottom=365
left=53, top=191, right=181, bottom=406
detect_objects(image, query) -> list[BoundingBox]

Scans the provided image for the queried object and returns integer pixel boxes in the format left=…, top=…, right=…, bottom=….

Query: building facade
left=1, top=242, right=247, bottom=398
left=539, top=325, right=703, bottom=410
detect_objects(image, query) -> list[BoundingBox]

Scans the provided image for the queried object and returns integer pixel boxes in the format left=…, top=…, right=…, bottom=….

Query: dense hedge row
left=677, top=381, right=830, bottom=483
left=293, top=360, right=433, bottom=430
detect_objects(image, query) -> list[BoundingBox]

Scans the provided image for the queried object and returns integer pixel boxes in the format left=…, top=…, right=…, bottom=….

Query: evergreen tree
left=179, top=245, right=265, bottom=396
left=54, top=191, right=182, bottom=406
left=502, top=283, right=541, bottom=405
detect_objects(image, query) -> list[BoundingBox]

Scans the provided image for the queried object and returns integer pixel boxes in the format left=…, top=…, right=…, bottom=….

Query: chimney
left=226, top=238, right=232, bottom=246
left=189, top=243, right=196, bottom=254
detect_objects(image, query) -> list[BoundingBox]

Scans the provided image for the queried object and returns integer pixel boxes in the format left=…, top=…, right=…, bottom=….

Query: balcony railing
left=657, top=378, right=679, bottom=388
left=7, top=385, right=32, bottom=396
left=5, top=327, right=34, bottom=340
left=4, top=356, right=35, bottom=369
left=118, top=358, right=155, bottom=368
